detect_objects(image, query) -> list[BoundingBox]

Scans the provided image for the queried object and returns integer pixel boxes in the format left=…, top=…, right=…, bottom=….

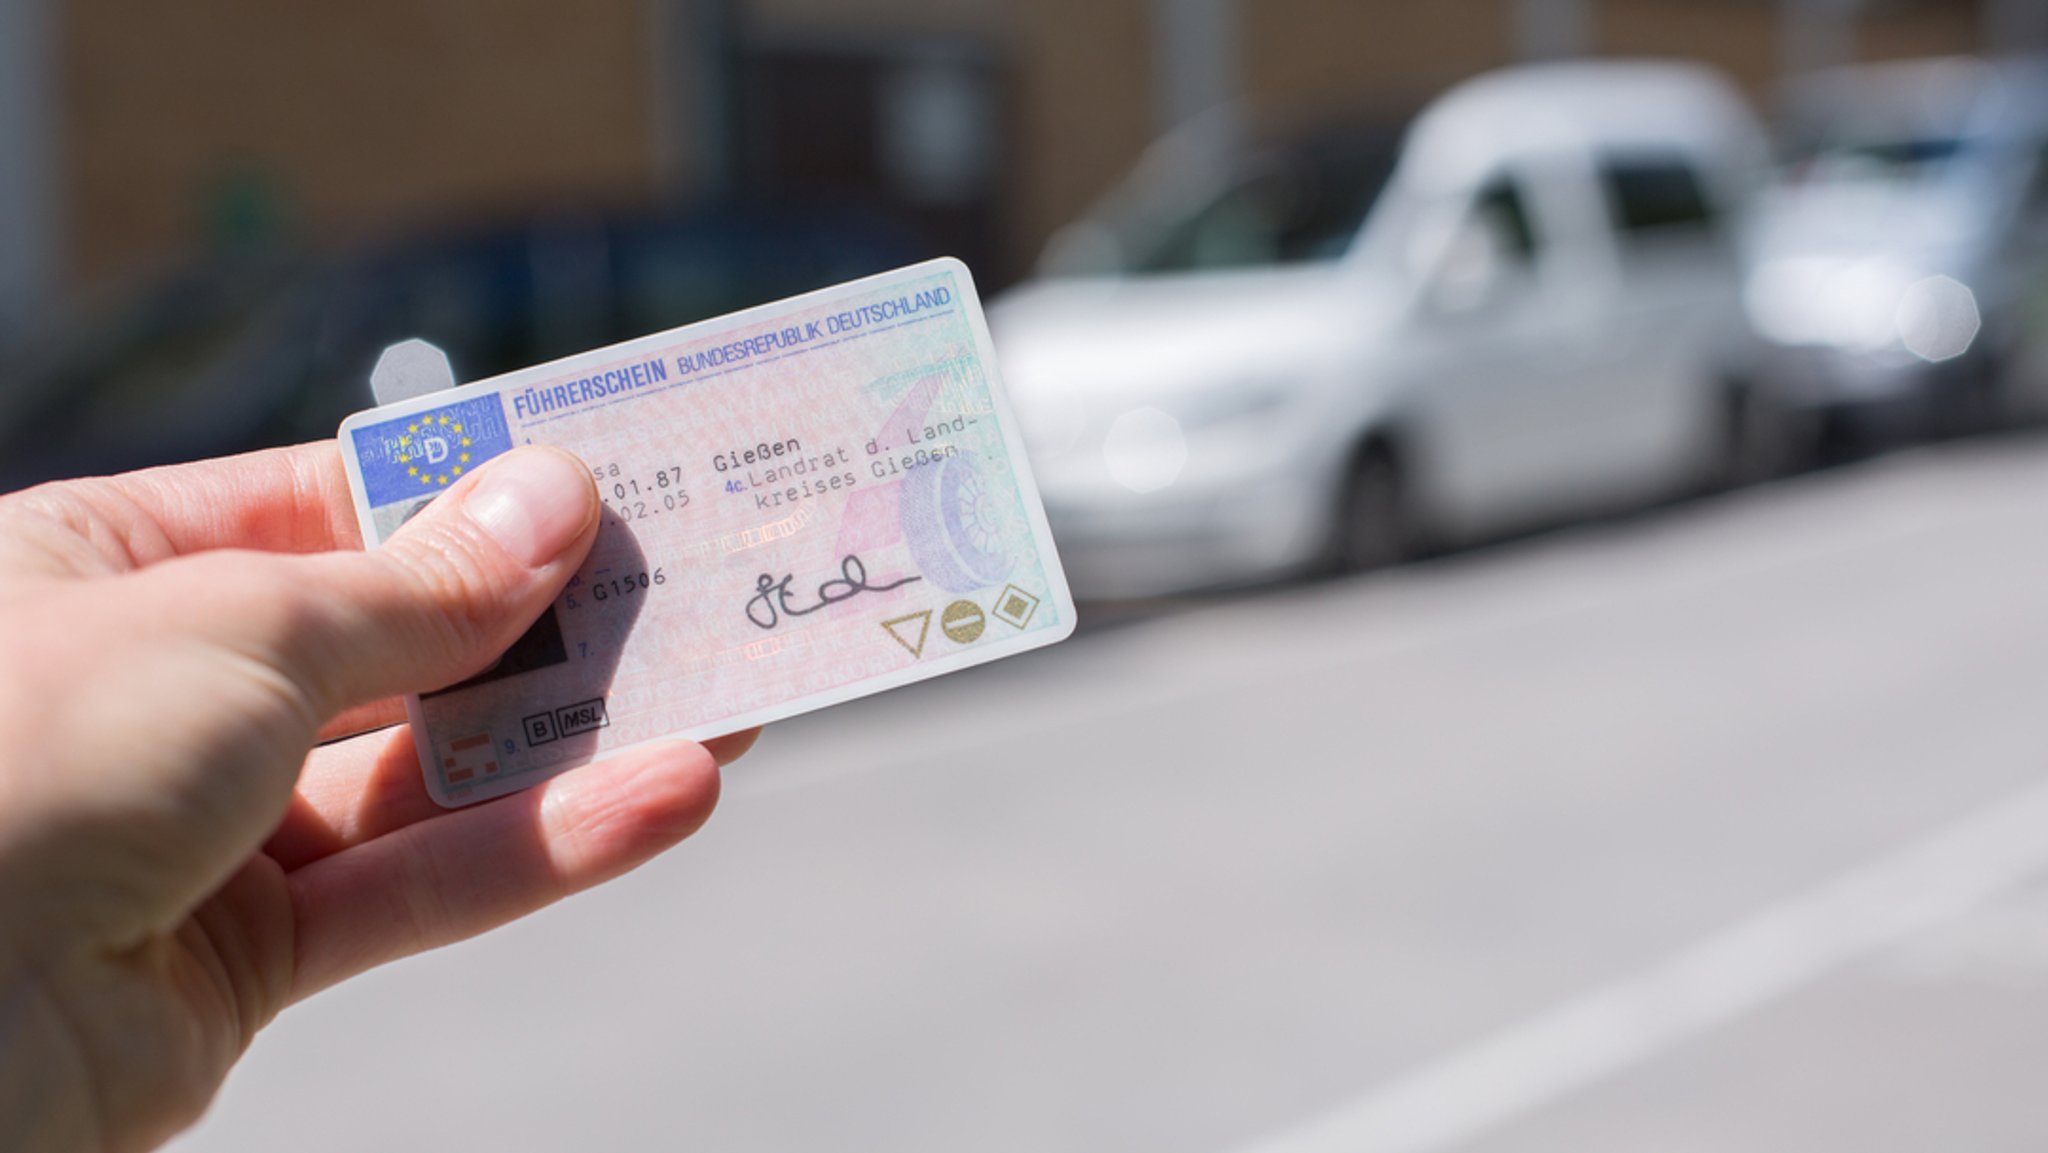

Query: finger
left=284, top=740, right=720, bottom=1002
left=317, top=697, right=408, bottom=744
left=4, top=442, right=360, bottom=571
left=183, top=445, right=602, bottom=716
left=703, top=727, right=763, bottom=767
left=266, top=726, right=435, bottom=871
left=271, top=726, right=763, bottom=872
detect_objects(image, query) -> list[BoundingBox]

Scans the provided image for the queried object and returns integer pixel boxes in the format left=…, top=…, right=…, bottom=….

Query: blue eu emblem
left=353, top=394, right=515, bottom=508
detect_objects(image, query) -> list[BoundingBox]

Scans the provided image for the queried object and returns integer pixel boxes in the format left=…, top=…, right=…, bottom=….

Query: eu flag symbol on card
left=352, top=394, right=513, bottom=508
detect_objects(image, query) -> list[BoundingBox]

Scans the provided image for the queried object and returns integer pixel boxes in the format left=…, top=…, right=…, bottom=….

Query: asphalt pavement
left=173, top=433, right=2048, bottom=1153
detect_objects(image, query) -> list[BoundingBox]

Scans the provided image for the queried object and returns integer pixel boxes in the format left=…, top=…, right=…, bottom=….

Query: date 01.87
left=592, top=463, right=690, bottom=522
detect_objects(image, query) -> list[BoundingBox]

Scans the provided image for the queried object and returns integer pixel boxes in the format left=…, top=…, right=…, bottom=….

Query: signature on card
left=746, top=554, right=922, bottom=630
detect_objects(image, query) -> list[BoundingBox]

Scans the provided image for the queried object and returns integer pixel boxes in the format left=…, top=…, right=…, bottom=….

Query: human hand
left=0, top=443, right=755, bottom=1152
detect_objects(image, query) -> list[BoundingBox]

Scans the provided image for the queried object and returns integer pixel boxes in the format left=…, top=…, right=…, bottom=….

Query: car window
left=1425, top=174, right=1541, bottom=316
left=1105, top=135, right=1399, bottom=276
left=1600, top=155, right=1718, bottom=239
left=1473, top=176, right=1539, bottom=263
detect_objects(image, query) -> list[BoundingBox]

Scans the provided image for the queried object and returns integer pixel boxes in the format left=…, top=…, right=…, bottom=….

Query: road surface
left=174, top=434, right=2048, bottom=1152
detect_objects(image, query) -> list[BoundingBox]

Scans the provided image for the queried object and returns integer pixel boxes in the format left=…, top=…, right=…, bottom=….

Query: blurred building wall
left=1599, top=0, right=1787, bottom=93
left=1517, top=0, right=1595, bottom=59
left=46, top=0, right=2001, bottom=303
left=1010, top=0, right=1156, bottom=278
left=0, top=0, right=58, bottom=336
left=1242, top=1, right=1514, bottom=131
left=1985, top=0, right=2048, bottom=53
left=62, top=0, right=665, bottom=288
left=1856, top=0, right=1982, bottom=62
left=1154, top=0, right=1240, bottom=132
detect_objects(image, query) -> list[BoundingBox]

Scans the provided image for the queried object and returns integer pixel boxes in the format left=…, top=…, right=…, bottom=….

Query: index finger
left=14, top=441, right=363, bottom=567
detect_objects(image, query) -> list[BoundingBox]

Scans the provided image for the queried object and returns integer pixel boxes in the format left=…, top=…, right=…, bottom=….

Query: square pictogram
left=991, top=584, right=1041, bottom=630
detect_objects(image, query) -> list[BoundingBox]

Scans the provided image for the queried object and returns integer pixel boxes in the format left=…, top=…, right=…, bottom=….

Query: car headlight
left=1017, top=376, right=1303, bottom=494
left=1745, top=257, right=1980, bottom=362
left=1013, top=388, right=1091, bottom=458
left=1101, top=407, right=1188, bottom=493
left=1011, top=378, right=1287, bottom=458
left=1096, top=380, right=1302, bottom=494
left=1171, top=379, right=1294, bottom=432
left=1893, top=274, right=1980, bottom=362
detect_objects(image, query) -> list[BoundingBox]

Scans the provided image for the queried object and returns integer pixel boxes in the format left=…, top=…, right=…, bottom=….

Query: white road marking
left=1231, top=777, right=2048, bottom=1153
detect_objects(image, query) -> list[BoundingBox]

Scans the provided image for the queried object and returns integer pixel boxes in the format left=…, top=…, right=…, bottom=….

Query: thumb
left=257, top=444, right=601, bottom=713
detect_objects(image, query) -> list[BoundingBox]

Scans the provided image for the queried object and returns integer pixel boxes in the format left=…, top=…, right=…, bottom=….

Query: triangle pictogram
left=881, top=610, right=933, bottom=657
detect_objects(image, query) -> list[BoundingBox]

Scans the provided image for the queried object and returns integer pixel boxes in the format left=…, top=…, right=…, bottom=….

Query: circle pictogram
left=941, top=599, right=987, bottom=644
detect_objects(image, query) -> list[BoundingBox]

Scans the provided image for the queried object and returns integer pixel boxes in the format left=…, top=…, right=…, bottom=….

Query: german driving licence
left=338, top=259, right=1074, bottom=807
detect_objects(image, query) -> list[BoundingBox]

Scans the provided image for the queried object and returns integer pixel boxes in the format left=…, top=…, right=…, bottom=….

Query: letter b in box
left=523, top=711, right=559, bottom=747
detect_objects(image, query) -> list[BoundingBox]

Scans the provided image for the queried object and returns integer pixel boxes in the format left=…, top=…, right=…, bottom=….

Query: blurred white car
left=991, top=62, right=1769, bottom=598
left=1745, top=56, right=2048, bottom=441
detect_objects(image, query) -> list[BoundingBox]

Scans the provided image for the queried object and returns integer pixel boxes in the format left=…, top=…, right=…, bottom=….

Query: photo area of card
left=338, top=258, right=1074, bottom=807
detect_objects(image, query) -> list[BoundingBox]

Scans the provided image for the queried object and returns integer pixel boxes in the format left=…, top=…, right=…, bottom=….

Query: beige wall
left=1009, top=0, right=1154, bottom=270
left=1859, top=0, right=1981, bottom=64
left=747, top=0, right=1004, bottom=37
left=63, top=0, right=663, bottom=287
left=1245, top=0, right=1514, bottom=129
left=1597, top=0, right=1783, bottom=95
left=1600, top=0, right=1983, bottom=102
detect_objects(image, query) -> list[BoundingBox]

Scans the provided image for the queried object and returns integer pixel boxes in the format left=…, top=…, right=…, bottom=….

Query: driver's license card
left=338, top=258, right=1074, bottom=807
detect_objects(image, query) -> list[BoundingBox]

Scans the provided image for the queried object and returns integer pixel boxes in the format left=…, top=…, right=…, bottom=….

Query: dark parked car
left=0, top=203, right=930, bottom=490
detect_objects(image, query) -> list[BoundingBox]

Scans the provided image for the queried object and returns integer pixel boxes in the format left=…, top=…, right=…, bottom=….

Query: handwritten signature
left=746, top=554, right=922, bottom=630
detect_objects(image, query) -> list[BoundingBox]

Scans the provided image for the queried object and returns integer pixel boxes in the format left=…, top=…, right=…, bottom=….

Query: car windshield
left=1075, top=132, right=1400, bottom=276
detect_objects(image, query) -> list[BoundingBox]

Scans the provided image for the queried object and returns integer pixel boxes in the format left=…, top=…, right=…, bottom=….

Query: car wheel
left=1329, top=445, right=1412, bottom=574
left=1717, top=382, right=1807, bottom=490
left=1935, top=341, right=2009, bottom=437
